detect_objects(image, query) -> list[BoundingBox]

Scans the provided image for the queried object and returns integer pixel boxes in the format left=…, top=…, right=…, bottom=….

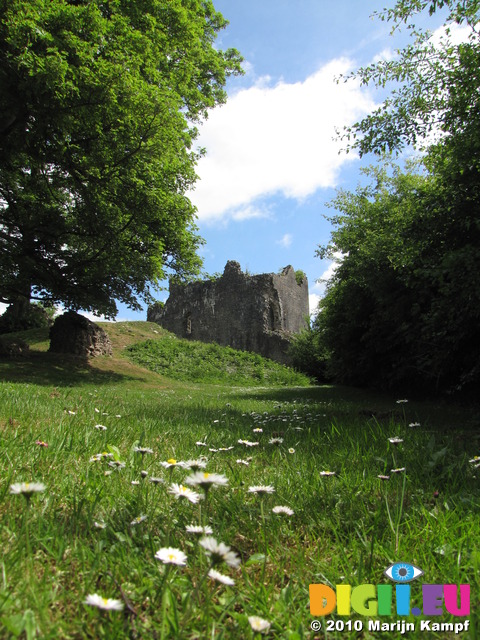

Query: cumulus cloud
left=190, top=57, right=376, bottom=222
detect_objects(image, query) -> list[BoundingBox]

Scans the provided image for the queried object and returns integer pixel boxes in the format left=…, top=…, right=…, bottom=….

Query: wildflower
left=236, top=459, right=250, bottom=466
left=93, top=521, right=107, bottom=529
left=94, top=424, right=107, bottom=431
left=217, top=446, right=234, bottom=451
left=469, top=456, right=480, bottom=464
left=185, top=471, right=229, bottom=490
left=377, top=475, right=390, bottom=481
left=183, top=459, right=208, bottom=471
left=155, top=547, right=187, bottom=566
left=10, top=482, right=45, bottom=497
left=238, top=439, right=259, bottom=447
left=391, top=467, right=406, bottom=474
left=149, top=476, right=164, bottom=485
left=186, top=524, right=213, bottom=535
left=196, top=441, right=208, bottom=447
left=268, top=437, right=283, bottom=445
left=208, top=569, right=235, bottom=586
left=409, top=422, right=421, bottom=428
left=248, top=485, right=275, bottom=495
left=168, top=483, right=202, bottom=504
left=272, top=506, right=294, bottom=516
left=130, top=515, right=148, bottom=526
left=140, top=470, right=149, bottom=477
left=396, top=399, right=408, bottom=404
left=253, top=428, right=263, bottom=433
left=388, top=437, right=403, bottom=445
left=107, top=460, right=126, bottom=470
left=90, top=452, right=114, bottom=462
left=131, top=480, right=140, bottom=486
left=84, top=594, right=124, bottom=611
left=161, top=458, right=185, bottom=469
left=199, top=537, right=240, bottom=568
left=319, top=471, right=336, bottom=477
left=67, top=410, right=76, bottom=415
left=248, top=616, right=271, bottom=633
left=35, top=440, right=48, bottom=447
left=133, top=446, right=153, bottom=455
left=288, top=448, right=295, bottom=454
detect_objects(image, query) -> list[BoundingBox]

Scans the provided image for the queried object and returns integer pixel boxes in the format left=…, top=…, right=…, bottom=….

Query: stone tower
left=147, top=261, right=309, bottom=364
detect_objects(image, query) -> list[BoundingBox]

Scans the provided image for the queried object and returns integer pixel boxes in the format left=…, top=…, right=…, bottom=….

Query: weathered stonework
left=147, top=261, right=309, bottom=364
left=49, top=311, right=113, bottom=358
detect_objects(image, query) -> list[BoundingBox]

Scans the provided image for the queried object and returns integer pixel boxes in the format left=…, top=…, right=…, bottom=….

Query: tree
left=342, top=0, right=480, bottom=155
left=0, top=0, right=242, bottom=320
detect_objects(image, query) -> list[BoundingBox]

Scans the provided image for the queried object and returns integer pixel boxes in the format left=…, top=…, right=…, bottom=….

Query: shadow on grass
left=0, top=352, right=143, bottom=387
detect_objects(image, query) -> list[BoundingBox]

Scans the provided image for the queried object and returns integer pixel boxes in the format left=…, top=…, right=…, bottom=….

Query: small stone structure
left=49, top=311, right=112, bottom=358
left=147, top=261, right=309, bottom=364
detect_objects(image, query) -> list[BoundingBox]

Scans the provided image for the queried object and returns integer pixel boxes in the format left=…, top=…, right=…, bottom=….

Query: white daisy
left=84, top=593, right=124, bottom=611
left=288, top=448, right=295, bottom=454
left=391, top=467, right=406, bottom=473
left=272, top=506, right=294, bottom=516
left=268, top=437, right=283, bottom=445
left=160, top=458, right=185, bottom=469
left=130, top=515, right=148, bottom=526
left=94, top=424, right=107, bottom=431
left=236, top=459, right=250, bottom=466
left=388, top=437, right=403, bottom=445
left=248, top=485, right=275, bottom=495
left=208, top=569, right=235, bottom=586
left=248, top=616, right=271, bottom=633
left=149, top=476, right=164, bottom=485
left=10, top=482, right=45, bottom=496
left=199, top=537, right=240, bottom=568
left=185, top=472, right=229, bottom=490
left=168, top=483, right=202, bottom=504
left=155, top=547, right=187, bottom=566
left=319, top=471, right=336, bottom=477
left=186, top=524, right=213, bottom=535
left=133, top=446, right=153, bottom=455
left=183, top=459, right=208, bottom=471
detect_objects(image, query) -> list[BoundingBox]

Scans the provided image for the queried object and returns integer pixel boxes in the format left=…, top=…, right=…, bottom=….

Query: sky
left=1, top=1, right=452, bottom=322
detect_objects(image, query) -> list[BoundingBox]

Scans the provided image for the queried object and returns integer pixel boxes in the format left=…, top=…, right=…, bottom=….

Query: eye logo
left=384, top=562, right=424, bottom=583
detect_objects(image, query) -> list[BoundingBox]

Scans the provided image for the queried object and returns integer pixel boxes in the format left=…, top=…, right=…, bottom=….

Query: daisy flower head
left=268, top=437, right=283, bottom=445
left=378, top=475, right=391, bottom=481
left=288, top=448, right=295, bottom=454
left=149, top=476, right=164, bottom=485
left=248, top=616, right=271, bottom=633
left=236, top=459, right=250, bottom=466
left=391, top=467, right=406, bottom=474
left=272, top=505, right=294, bottom=516
left=186, top=524, right=213, bottom=535
left=185, top=471, right=229, bottom=490
left=253, top=428, right=263, bottom=433
left=396, top=399, right=408, bottom=404
left=130, top=515, right=148, bottom=526
left=94, top=424, right=107, bottom=431
left=84, top=593, right=124, bottom=611
left=161, top=458, right=185, bottom=469
left=168, top=483, right=202, bottom=504
left=199, top=537, right=240, bottom=568
left=248, top=485, right=275, bottom=496
left=409, top=422, right=421, bottom=428
left=133, top=446, right=153, bottom=455
left=238, top=439, right=259, bottom=447
left=319, top=471, right=336, bottom=477
left=155, top=547, right=187, bottom=566
left=35, top=440, right=48, bottom=447
left=183, top=459, right=207, bottom=471
left=10, top=482, right=46, bottom=498
left=208, top=569, right=235, bottom=586
left=388, top=437, right=403, bottom=445
left=93, top=521, right=107, bottom=529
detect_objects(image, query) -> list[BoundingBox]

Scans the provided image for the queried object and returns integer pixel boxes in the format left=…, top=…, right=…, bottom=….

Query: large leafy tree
left=306, top=0, right=480, bottom=393
left=0, top=0, right=242, bottom=319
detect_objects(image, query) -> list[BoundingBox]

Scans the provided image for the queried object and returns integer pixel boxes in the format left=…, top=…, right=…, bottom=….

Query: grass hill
left=0, top=322, right=479, bottom=639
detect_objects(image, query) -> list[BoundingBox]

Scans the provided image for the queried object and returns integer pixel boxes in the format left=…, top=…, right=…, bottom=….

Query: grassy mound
left=125, top=335, right=311, bottom=386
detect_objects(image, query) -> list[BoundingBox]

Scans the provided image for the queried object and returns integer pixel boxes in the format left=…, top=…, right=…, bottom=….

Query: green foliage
left=126, top=336, right=311, bottom=386
left=288, top=325, right=328, bottom=381
left=343, top=0, right=480, bottom=155
left=0, top=298, right=54, bottom=334
left=0, top=340, right=479, bottom=638
left=0, top=0, right=242, bottom=318
left=294, top=270, right=306, bottom=286
left=310, top=155, right=480, bottom=394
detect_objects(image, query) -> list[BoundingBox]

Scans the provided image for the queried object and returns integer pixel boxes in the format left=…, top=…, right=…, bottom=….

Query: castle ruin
left=147, top=261, right=309, bottom=365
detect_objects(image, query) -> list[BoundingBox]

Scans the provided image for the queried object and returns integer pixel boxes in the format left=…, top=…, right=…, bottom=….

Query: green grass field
left=0, top=323, right=478, bottom=639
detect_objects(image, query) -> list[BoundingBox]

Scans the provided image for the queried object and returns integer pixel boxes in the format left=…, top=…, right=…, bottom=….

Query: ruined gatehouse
left=147, top=261, right=309, bottom=365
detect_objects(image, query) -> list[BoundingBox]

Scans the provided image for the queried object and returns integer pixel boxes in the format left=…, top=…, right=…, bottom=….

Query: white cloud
left=190, top=57, right=376, bottom=222
left=277, top=233, right=293, bottom=248
left=309, top=293, right=321, bottom=317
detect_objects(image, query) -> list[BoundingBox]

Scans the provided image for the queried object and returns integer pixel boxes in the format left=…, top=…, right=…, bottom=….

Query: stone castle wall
left=147, top=261, right=309, bottom=365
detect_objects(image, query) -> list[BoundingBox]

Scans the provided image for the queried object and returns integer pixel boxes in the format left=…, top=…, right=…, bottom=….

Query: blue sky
left=1, top=1, right=453, bottom=322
